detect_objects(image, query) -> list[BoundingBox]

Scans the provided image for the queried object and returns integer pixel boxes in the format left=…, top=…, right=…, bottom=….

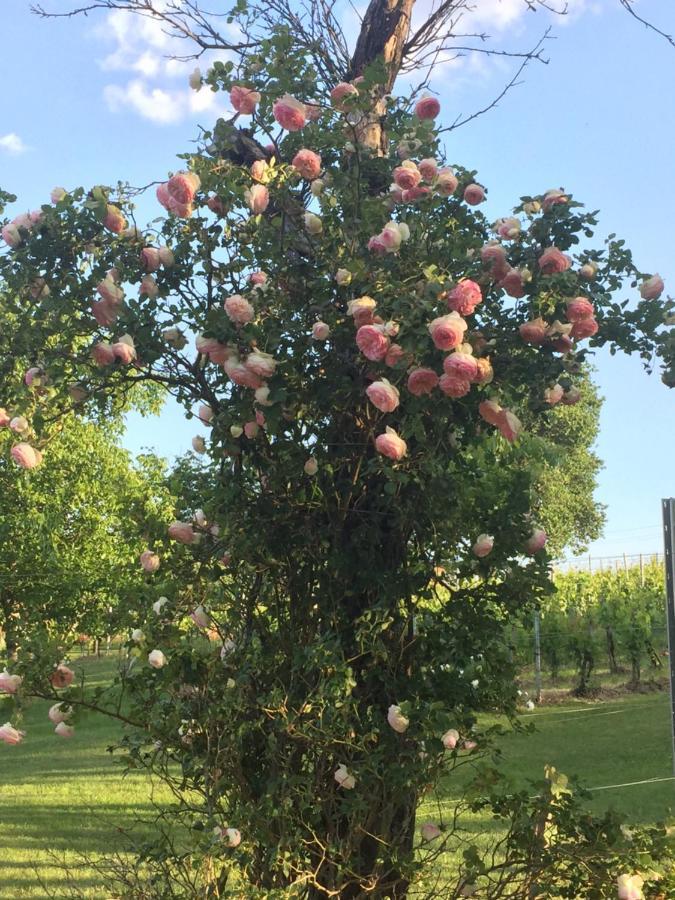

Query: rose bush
left=0, top=28, right=674, bottom=897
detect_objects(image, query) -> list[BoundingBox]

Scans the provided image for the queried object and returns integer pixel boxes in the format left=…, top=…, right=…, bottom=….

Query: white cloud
left=0, top=133, right=30, bottom=155
left=96, top=8, right=239, bottom=125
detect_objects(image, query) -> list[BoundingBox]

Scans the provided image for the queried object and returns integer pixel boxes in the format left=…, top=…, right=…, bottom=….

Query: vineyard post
left=660, top=498, right=675, bottom=776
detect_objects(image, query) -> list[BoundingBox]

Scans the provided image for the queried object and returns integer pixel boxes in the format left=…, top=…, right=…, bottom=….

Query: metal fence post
left=660, top=498, right=675, bottom=776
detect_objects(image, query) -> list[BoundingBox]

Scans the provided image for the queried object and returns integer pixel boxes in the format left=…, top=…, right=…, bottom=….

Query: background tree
left=0, top=417, right=175, bottom=659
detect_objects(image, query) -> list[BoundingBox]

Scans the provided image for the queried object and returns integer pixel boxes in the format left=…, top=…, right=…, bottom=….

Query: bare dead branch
left=619, top=0, right=675, bottom=49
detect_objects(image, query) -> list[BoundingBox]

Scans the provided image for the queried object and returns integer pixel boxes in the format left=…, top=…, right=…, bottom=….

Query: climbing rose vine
left=1, top=42, right=674, bottom=898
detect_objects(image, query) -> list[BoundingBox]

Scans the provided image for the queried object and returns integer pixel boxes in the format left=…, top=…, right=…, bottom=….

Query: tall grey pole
left=660, top=499, right=675, bottom=776
left=533, top=609, right=542, bottom=704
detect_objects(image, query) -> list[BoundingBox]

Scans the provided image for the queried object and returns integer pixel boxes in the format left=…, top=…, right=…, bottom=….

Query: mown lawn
left=1, top=656, right=674, bottom=898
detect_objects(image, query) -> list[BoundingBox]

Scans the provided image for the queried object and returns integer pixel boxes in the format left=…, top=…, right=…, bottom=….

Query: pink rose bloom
left=463, top=183, right=485, bottom=205
left=250, top=159, right=267, bottom=181
left=447, top=280, right=482, bottom=316
left=292, top=149, right=322, bottom=180
left=224, top=360, right=264, bottom=390
left=617, top=874, right=644, bottom=900
left=140, top=247, right=161, bottom=272
left=0, top=671, right=21, bottom=693
left=442, top=728, right=459, bottom=750
left=91, top=342, right=116, bottom=367
left=245, top=184, right=269, bottom=214
left=196, top=336, right=231, bottom=364
left=562, top=387, right=581, bottom=405
left=499, top=269, right=526, bottom=298
left=10, top=416, right=28, bottom=433
left=54, top=722, right=75, bottom=738
left=158, top=246, right=174, bottom=267
left=439, top=373, right=470, bottom=398
left=245, top=351, right=276, bottom=378
left=366, top=378, right=400, bottom=413
left=334, top=764, right=356, bottom=789
left=168, top=171, right=200, bottom=205
left=519, top=318, right=548, bottom=345
left=312, top=321, right=330, bottom=340
left=444, top=352, right=478, bottom=382
left=168, top=521, right=195, bottom=544
left=97, top=276, right=124, bottom=306
left=348, top=296, right=376, bottom=321
left=0, top=723, right=25, bottom=745
left=140, top=275, right=159, bottom=298
left=481, top=241, right=508, bottom=270
left=330, top=82, right=359, bottom=109
left=375, top=427, right=407, bottom=461
left=472, top=534, right=494, bottom=558
left=407, top=368, right=438, bottom=396
left=418, top=158, right=438, bottom=181
left=48, top=703, right=69, bottom=724
left=463, top=740, right=478, bottom=751
left=401, top=185, right=430, bottom=202
left=103, top=204, right=126, bottom=234
left=1, top=223, right=22, bottom=248
left=91, top=299, right=118, bottom=326
left=230, top=85, right=261, bottom=115
left=255, top=409, right=266, bottom=428
left=273, top=94, right=307, bottom=131
left=544, top=384, right=564, bottom=405
left=479, top=399, right=503, bottom=427
left=435, top=168, right=458, bottom=196
left=356, top=324, right=390, bottom=361
left=11, top=443, right=41, bottom=469
left=368, top=234, right=388, bottom=255
left=538, top=246, right=572, bottom=275
left=497, top=409, right=522, bottom=443
left=393, top=165, right=422, bottom=191
left=385, top=344, right=406, bottom=367
left=579, top=261, right=598, bottom=280
left=639, top=274, right=664, bottom=300
left=524, top=528, right=547, bottom=555
left=112, top=340, right=136, bottom=365
left=551, top=334, right=574, bottom=354
left=225, top=294, right=255, bottom=325
left=198, top=404, right=214, bottom=425
left=566, top=297, right=594, bottom=322
left=24, top=367, right=43, bottom=388
left=226, top=828, right=242, bottom=848
left=50, top=665, right=74, bottom=688
left=140, top=550, right=160, bottom=573
left=420, top=822, right=442, bottom=842
left=249, top=271, right=267, bottom=286
left=207, top=195, right=225, bottom=216
left=0, top=408, right=9, bottom=427
left=387, top=703, right=410, bottom=732
left=148, top=649, right=166, bottom=669
left=428, top=312, right=467, bottom=351
left=191, top=605, right=210, bottom=629
left=304, top=457, right=318, bottom=476
left=496, top=216, right=521, bottom=240
left=542, top=188, right=568, bottom=210
left=570, top=317, right=599, bottom=340
left=244, top=421, right=259, bottom=439
left=414, top=96, right=440, bottom=119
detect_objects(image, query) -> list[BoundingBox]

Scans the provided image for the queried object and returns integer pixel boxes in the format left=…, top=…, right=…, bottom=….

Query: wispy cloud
left=96, top=8, right=237, bottom=125
left=0, top=133, right=30, bottom=155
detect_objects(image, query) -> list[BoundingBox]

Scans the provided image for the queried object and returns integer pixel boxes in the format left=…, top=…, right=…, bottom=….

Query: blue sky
left=1, top=0, right=673, bottom=562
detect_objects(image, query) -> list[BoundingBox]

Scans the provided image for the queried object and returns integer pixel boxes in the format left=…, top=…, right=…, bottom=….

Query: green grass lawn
left=1, top=657, right=674, bottom=898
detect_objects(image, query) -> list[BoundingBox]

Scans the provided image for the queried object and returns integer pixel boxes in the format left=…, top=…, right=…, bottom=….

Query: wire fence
left=554, top=552, right=663, bottom=574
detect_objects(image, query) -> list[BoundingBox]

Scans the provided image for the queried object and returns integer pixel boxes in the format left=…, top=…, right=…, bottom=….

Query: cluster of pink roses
left=91, top=333, right=136, bottom=367
left=472, top=527, right=547, bottom=559
left=1, top=208, right=43, bottom=248
left=157, top=171, right=201, bottom=219
left=1, top=408, right=43, bottom=469
left=387, top=157, right=483, bottom=206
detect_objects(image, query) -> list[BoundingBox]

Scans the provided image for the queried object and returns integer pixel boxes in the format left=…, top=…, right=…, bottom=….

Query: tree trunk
left=605, top=625, right=619, bottom=674
left=349, top=0, right=416, bottom=155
